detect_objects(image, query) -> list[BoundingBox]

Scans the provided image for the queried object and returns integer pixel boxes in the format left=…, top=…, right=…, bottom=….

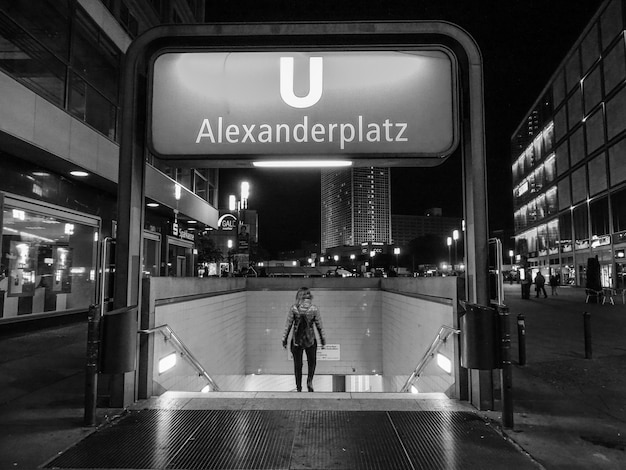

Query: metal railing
left=400, top=325, right=460, bottom=393
left=139, top=324, right=220, bottom=392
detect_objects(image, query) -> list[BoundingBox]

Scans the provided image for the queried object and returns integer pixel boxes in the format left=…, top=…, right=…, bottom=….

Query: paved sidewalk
left=1, top=284, right=625, bottom=469
left=485, top=283, right=626, bottom=469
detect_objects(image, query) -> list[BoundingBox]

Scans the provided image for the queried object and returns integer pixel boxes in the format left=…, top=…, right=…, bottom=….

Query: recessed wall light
left=147, top=202, right=160, bottom=208
left=70, top=170, right=89, bottom=177
left=158, top=353, right=177, bottom=374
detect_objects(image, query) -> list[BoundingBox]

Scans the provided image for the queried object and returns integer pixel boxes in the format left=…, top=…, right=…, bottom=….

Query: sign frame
left=147, top=46, right=459, bottom=167
left=114, top=21, right=492, bottom=409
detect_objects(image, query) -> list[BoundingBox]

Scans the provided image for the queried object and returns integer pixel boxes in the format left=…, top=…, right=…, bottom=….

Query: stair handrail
left=139, top=324, right=220, bottom=392
left=400, top=325, right=460, bottom=393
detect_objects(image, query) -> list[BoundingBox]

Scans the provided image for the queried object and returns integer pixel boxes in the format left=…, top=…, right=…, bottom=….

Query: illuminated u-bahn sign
left=149, top=50, right=458, bottom=163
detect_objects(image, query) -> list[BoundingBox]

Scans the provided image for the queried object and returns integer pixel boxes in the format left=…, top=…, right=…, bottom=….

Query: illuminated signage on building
left=217, top=214, right=238, bottom=231
left=172, top=222, right=195, bottom=241
left=149, top=50, right=458, bottom=162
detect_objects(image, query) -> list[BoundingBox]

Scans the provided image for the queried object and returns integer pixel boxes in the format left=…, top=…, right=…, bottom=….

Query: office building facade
left=511, top=0, right=626, bottom=288
left=0, top=0, right=218, bottom=323
left=391, top=213, right=462, bottom=249
left=321, top=167, right=391, bottom=252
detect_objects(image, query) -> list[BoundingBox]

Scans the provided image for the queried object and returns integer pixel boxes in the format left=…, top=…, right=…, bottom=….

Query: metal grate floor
left=45, top=410, right=536, bottom=469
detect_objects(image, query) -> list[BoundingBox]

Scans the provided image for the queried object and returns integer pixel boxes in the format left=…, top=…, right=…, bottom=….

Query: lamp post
left=447, top=236, right=452, bottom=269
left=229, top=181, right=251, bottom=273
left=452, top=229, right=459, bottom=269
left=394, top=247, right=400, bottom=270
left=227, top=239, right=233, bottom=276
left=509, top=249, right=514, bottom=267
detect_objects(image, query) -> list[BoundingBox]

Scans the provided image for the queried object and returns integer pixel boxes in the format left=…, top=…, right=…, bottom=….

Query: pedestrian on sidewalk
left=549, top=274, right=559, bottom=296
left=282, top=287, right=326, bottom=392
left=535, top=272, right=548, bottom=298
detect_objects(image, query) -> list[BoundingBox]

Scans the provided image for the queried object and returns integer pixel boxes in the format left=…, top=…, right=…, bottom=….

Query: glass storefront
left=1, top=194, right=99, bottom=319
left=0, top=0, right=121, bottom=139
left=167, top=236, right=194, bottom=277
left=143, top=231, right=161, bottom=277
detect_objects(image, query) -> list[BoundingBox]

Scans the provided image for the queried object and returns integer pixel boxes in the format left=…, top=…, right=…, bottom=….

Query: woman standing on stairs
left=282, top=287, right=326, bottom=392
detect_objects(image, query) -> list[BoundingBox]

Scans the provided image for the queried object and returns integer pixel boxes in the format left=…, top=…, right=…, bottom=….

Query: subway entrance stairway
left=42, top=391, right=539, bottom=470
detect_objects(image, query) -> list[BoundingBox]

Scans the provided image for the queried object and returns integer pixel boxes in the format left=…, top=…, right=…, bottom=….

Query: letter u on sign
left=280, top=57, right=323, bottom=109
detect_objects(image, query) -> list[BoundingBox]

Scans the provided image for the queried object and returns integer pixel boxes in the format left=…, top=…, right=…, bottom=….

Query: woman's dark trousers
left=291, top=341, right=317, bottom=391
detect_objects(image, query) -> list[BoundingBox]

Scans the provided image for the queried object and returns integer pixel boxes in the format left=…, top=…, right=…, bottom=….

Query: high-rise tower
left=321, top=167, right=391, bottom=251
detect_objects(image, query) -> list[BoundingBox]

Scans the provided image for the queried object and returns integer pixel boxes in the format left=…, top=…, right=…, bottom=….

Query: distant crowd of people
left=533, top=271, right=560, bottom=298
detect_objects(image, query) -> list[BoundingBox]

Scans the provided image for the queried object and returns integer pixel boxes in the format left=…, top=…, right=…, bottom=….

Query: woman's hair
left=296, top=287, right=312, bottom=304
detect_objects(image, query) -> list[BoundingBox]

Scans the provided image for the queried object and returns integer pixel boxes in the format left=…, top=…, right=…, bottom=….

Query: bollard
left=583, top=311, right=592, bottom=359
left=84, top=304, right=102, bottom=426
left=498, top=305, right=514, bottom=429
left=517, top=314, right=526, bottom=366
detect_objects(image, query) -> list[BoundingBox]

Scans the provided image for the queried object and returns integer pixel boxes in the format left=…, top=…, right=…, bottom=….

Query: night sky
left=213, top=1, right=605, bottom=256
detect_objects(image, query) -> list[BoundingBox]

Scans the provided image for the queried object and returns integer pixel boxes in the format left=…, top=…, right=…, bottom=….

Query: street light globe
left=453, top=230, right=459, bottom=241
left=227, top=239, right=233, bottom=249
left=241, top=181, right=250, bottom=200
left=333, top=255, right=339, bottom=261
left=228, top=195, right=236, bottom=211
left=447, top=237, right=452, bottom=247
left=394, top=247, right=400, bottom=255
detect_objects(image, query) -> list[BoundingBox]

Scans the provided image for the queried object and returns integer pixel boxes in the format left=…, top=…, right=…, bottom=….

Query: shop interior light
left=253, top=160, right=353, bottom=168
left=436, top=353, right=453, bottom=374
left=158, top=353, right=177, bottom=374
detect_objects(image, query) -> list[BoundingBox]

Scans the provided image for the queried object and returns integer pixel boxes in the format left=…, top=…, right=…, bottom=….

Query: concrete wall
left=142, top=278, right=247, bottom=395
left=246, top=289, right=383, bottom=376
left=140, top=276, right=460, bottom=396
left=382, top=291, right=456, bottom=394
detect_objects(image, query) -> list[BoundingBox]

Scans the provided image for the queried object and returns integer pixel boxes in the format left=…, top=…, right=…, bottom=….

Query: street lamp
left=240, top=181, right=249, bottom=209
left=394, top=247, right=400, bottom=269
left=509, top=249, right=514, bottom=267
left=452, top=230, right=459, bottom=268
left=228, top=181, right=251, bottom=274
left=447, top=237, right=452, bottom=268
left=227, top=239, right=233, bottom=276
